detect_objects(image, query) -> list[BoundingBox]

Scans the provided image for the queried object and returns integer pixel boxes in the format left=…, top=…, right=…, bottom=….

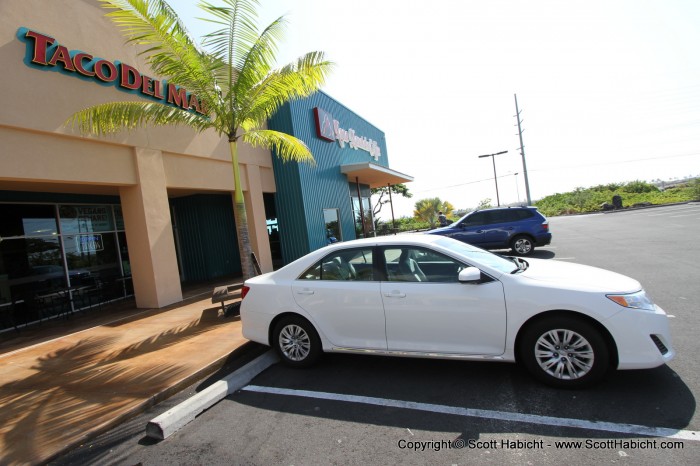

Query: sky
left=169, top=0, right=700, bottom=218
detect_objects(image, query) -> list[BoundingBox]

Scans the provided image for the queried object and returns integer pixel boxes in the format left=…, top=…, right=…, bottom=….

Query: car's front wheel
left=519, top=316, right=610, bottom=388
left=510, top=235, right=534, bottom=255
left=273, top=316, right=322, bottom=367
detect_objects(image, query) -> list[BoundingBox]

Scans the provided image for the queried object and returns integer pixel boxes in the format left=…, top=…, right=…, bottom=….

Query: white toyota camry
left=240, top=234, right=674, bottom=388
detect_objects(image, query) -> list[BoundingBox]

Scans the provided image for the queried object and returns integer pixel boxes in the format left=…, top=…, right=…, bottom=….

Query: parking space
left=54, top=203, right=700, bottom=465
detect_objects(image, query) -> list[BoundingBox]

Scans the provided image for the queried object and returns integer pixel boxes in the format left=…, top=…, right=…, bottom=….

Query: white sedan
left=240, top=235, right=674, bottom=388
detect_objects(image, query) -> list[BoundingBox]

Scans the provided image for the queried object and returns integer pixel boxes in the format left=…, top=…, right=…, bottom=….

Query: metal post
left=388, top=183, right=397, bottom=235
left=478, top=150, right=508, bottom=207
left=355, top=177, right=366, bottom=238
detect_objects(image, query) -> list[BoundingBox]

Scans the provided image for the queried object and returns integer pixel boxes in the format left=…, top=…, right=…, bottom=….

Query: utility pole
left=514, top=94, right=532, bottom=205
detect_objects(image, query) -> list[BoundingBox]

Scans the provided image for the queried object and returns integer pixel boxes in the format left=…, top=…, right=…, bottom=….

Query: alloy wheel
left=279, top=324, right=311, bottom=362
left=534, top=329, right=594, bottom=380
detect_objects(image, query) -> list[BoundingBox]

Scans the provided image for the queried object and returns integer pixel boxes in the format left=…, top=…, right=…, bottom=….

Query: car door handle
left=296, top=289, right=314, bottom=295
left=384, top=291, right=406, bottom=298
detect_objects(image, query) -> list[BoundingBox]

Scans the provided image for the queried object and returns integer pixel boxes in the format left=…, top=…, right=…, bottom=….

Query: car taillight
left=241, top=285, right=250, bottom=300
left=542, top=222, right=549, bottom=231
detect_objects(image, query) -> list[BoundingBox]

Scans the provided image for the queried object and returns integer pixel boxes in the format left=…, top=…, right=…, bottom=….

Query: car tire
left=519, top=316, right=610, bottom=388
left=510, top=235, right=534, bottom=256
left=273, top=316, right=322, bottom=368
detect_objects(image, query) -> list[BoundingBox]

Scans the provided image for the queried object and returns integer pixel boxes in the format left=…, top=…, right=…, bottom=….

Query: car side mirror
left=458, top=267, right=482, bottom=283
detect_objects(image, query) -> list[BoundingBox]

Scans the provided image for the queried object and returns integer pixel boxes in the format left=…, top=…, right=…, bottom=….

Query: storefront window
left=351, top=197, right=373, bottom=239
left=0, top=237, right=66, bottom=303
left=323, top=208, right=341, bottom=244
left=59, top=205, right=115, bottom=234
left=0, top=204, right=57, bottom=238
left=64, top=233, right=120, bottom=283
left=0, top=202, right=130, bottom=330
left=114, top=205, right=125, bottom=231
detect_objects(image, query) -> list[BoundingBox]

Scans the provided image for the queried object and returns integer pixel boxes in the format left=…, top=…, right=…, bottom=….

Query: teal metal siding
left=269, top=91, right=390, bottom=264
left=170, top=194, right=240, bottom=281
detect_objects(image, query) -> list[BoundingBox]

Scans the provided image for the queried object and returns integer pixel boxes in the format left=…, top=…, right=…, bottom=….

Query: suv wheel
left=511, top=235, right=534, bottom=256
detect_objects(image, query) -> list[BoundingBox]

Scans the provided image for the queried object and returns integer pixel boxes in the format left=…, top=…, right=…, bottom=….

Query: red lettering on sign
left=47, top=45, right=76, bottom=72
left=141, top=75, right=154, bottom=96
left=153, top=78, right=164, bottom=99
left=24, top=30, right=55, bottom=65
left=119, top=63, right=142, bottom=90
left=188, top=93, right=202, bottom=113
left=167, top=83, right=188, bottom=109
left=73, top=52, right=95, bottom=77
left=94, top=59, right=117, bottom=82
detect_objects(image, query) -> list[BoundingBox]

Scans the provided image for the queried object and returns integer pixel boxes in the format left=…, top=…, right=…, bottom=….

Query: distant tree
left=476, top=198, right=492, bottom=210
left=414, top=197, right=453, bottom=228
left=442, top=200, right=456, bottom=218
left=371, top=184, right=412, bottom=222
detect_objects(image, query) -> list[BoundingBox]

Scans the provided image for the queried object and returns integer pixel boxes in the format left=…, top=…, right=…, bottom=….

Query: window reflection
left=0, top=203, right=129, bottom=329
left=323, top=208, right=341, bottom=244
left=0, top=237, right=66, bottom=302
left=0, top=204, right=57, bottom=237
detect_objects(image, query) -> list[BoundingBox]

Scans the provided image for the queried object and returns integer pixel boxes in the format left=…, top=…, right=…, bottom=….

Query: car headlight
left=606, top=290, right=656, bottom=311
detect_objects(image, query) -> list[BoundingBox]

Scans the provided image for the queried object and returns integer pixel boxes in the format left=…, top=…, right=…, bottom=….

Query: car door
left=448, top=212, right=487, bottom=246
left=292, top=247, right=387, bottom=350
left=482, top=210, right=514, bottom=247
left=381, top=246, right=506, bottom=355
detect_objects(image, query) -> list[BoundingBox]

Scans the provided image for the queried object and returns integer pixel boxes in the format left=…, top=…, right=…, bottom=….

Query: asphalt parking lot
left=55, top=203, right=700, bottom=465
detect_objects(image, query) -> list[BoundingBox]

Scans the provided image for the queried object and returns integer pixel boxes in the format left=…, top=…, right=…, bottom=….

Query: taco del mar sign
left=17, top=27, right=207, bottom=116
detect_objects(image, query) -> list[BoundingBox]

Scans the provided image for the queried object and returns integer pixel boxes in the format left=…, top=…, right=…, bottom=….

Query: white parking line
left=242, top=385, right=700, bottom=442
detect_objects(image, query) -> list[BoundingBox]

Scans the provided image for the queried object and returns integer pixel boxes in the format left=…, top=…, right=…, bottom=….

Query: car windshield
left=433, top=237, right=518, bottom=274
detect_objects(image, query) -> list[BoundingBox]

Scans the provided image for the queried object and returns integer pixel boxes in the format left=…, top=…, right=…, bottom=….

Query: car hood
left=427, top=226, right=455, bottom=234
left=517, top=258, right=641, bottom=293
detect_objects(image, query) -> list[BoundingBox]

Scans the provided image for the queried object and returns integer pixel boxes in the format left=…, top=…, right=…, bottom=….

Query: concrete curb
left=146, top=350, right=279, bottom=440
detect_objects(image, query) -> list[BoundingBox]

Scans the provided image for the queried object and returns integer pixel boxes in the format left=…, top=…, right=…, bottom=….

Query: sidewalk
left=0, top=284, right=252, bottom=465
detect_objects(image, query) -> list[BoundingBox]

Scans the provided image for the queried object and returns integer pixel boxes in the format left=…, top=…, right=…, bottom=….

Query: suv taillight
left=542, top=222, right=549, bottom=231
left=241, top=285, right=250, bottom=300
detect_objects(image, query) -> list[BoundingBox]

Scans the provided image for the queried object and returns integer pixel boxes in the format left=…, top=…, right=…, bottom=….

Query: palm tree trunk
left=229, top=139, right=256, bottom=279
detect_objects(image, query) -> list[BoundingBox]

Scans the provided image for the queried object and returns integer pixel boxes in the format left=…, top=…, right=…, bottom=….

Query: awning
left=339, top=162, right=413, bottom=188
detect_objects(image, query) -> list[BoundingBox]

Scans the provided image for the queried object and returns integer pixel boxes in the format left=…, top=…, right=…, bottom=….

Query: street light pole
left=478, top=150, right=508, bottom=206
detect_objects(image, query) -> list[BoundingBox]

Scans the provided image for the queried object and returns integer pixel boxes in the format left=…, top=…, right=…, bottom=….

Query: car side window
left=462, top=212, right=486, bottom=227
left=383, top=247, right=466, bottom=283
left=516, top=209, right=534, bottom=220
left=299, top=248, right=375, bottom=281
left=502, top=210, right=520, bottom=222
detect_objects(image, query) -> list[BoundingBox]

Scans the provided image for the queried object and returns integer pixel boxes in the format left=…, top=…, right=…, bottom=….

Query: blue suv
left=427, top=206, right=551, bottom=256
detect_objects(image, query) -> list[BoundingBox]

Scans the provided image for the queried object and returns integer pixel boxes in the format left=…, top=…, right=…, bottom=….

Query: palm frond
left=199, top=0, right=260, bottom=70
left=100, top=0, right=218, bottom=105
left=66, top=101, right=215, bottom=136
left=241, top=51, right=334, bottom=126
left=242, top=129, right=315, bottom=164
left=231, top=15, right=287, bottom=104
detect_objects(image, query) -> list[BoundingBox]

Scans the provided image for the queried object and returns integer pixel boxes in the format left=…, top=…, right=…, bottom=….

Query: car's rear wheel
left=273, top=316, right=321, bottom=367
left=511, top=235, right=534, bottom=256
left=519, top=316, right=610, bottom=388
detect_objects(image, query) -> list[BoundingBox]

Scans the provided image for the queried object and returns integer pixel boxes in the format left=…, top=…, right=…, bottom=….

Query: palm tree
left=413, top=197, right=456, bottom=228
left=67, top=0, right=333, bottom=279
